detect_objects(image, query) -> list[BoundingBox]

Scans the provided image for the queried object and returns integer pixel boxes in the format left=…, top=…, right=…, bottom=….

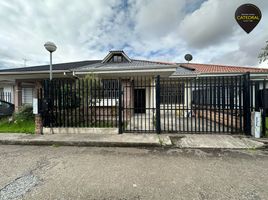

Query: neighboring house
left=0, top=50, right=267, bottom=134
left=0, top=60, right=100, bottom=110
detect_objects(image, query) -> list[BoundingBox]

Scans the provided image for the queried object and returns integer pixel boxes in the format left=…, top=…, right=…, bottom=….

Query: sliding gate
left=122, top=74, right=250, bottom=134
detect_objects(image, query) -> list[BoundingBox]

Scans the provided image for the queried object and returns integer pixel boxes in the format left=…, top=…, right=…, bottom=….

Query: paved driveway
left=0, top=145, right=268, bottom=200
left=126, top=113, right=229, bottom=133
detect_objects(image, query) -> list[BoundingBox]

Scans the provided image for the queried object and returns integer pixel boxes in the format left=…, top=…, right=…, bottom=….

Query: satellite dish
left=184, top=54, right=193, bottom=63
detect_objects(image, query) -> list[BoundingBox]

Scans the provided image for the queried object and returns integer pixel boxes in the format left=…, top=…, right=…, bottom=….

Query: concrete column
left=152, top=77, right=156, bottom=108
left=150, top=77, right=155, bottom=115
left=35, top=114, right=43, bottom=134
left=14, top=80, right=22, bottom=112
left=122, top=79, right=133, bottom=120
left=34, top=81, right=43, bottom=134
left=33, top=81, right=42, bottom=98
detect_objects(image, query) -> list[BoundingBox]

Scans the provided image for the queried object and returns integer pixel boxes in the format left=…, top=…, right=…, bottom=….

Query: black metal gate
left=121, top=74, right=250, bottom=134
left=39, top=73, right=266, bottom=135
left=121, top=77, right=156, bottom=133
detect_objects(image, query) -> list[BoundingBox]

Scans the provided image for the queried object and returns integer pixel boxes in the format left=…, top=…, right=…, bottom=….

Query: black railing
left=121, top=75, right=246, bottom=134
left=158, top=76, right=245, bottom=134
left=40, top=74, right=259, bottom=135
left=40, top=79, right=120, bottom=128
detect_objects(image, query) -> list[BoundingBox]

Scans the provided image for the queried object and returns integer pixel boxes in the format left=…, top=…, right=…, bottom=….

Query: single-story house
left=0, top=50, right=267, bottom=134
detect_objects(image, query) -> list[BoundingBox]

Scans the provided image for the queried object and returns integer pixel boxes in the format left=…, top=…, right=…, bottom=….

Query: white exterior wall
left=185, top=82, right=192, bottom=116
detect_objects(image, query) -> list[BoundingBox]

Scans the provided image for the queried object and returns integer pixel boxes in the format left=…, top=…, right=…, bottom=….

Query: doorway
left=134, top=89, right=146, bottom=113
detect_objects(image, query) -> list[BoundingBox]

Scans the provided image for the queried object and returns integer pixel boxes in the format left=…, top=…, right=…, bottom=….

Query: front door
left=134, top=89, right=146, bottom=113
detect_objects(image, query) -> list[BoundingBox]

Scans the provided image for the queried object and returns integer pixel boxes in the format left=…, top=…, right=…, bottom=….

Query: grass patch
left=0, top=105, right=35, bottom=134
left=0, top=117, right=35, bottom=134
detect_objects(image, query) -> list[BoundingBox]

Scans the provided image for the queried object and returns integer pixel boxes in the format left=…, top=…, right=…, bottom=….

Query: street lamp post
left=44, top=41, right=57, bottom=81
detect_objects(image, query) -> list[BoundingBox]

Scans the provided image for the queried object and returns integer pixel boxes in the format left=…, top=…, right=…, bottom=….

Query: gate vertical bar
left=156, top=75, right=161, bottom=134
left=118, top=79, right=123, bottom=134
left=86, top=79, right=89, bottom=127
left=255, top=82, right=260, bottom=111
left=222, top=76, right=225, bottom=133
left=213, top=77, right=217, bottom=133
left=262, top=79, right=267, bottom=137
left=243, top=72, right=251, bottom=135
left=230, top=76, right=234, bottom=133
left=235, top=76, right=238, bottom=132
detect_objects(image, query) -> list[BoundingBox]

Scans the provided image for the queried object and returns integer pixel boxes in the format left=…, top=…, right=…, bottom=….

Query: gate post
left=262, top=79, right=267, bottom=137
left=35, top=81, right=43, bottom=134
left=156, top=75, right=161, bottom=134
left=118, top=79, right=123, bottom=134
left=243, top=72, right=251, bottom=135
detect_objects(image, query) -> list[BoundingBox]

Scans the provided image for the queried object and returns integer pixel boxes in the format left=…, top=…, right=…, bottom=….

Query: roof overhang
left=0, top=70, right=68, bottom=75
left=170, top=72, right=268, bottom=79
left=75, top=68, right=176, bottom=75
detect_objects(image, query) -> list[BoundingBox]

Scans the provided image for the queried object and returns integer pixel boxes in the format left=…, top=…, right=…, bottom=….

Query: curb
left=1, top=139, right=266, bottom=149
left=0, top=140, right=163, bottom=148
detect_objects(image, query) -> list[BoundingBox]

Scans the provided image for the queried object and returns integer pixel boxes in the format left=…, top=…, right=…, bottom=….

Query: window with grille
left=102, top=80, right=119, bottom=99
left=107, top=54, right=127, bottom=63
left=160, top=83, right=184, bottom=104
left=22, top=87, right=33, bottom=105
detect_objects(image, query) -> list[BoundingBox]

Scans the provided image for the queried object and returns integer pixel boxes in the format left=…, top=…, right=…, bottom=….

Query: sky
left=0, top=0, right=267, bottom=69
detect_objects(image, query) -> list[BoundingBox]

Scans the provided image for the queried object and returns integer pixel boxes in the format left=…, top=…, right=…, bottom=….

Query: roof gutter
left=74, top=68, right=176, bottom=74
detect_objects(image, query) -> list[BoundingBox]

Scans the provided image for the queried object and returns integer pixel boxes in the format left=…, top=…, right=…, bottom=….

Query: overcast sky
left=0, top=0, right=267, bottom=69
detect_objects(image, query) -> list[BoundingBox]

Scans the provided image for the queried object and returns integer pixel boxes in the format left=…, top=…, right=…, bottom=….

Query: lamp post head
left=44, top=41, right=57, bottom=53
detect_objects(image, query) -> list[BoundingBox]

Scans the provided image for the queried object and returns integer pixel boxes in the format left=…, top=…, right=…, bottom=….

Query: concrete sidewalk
left=0, top=133, right=266, bottom=149
left=170, top=134, right=266, bottom=149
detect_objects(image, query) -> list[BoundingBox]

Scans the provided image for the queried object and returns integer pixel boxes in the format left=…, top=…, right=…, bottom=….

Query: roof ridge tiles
left=132, top=59, right=176, bottom=65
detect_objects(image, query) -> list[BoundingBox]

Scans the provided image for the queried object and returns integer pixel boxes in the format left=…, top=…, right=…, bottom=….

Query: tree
left=258, top=41, right=268, bottom=63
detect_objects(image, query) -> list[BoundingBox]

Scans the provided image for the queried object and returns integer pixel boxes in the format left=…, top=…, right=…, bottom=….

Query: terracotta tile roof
left=180, top=63, right=268, bottom=73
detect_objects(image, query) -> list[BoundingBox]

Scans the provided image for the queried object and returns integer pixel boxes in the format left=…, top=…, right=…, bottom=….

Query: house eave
left=0, top=70, right=68, bottom=75
left=171, top=72, right=268, bottom=78
left=75, top=68, right=176, bottom=75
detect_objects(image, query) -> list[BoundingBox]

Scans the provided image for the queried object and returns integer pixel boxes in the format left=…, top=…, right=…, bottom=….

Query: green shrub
left=14, top=105, right=34, bottom=121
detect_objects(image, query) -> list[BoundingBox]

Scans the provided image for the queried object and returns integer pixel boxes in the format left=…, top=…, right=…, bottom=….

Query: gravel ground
left=0, top=145, right=268, bottom=200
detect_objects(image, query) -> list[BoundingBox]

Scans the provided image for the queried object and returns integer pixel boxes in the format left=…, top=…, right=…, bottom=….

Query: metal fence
left=39, top=79, right=120, bottom=128
left=40, top=73, right=268, bottom=135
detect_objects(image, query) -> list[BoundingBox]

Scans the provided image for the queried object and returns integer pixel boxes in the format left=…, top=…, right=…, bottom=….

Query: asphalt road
left=0, top=145, right=267, bottom=200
